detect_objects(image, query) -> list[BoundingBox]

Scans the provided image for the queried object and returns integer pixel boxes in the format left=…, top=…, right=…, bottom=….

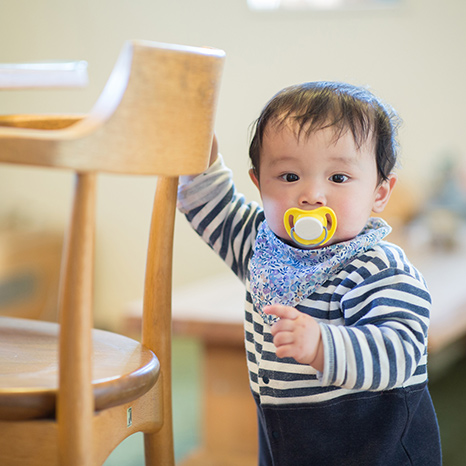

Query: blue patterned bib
left=249, top=217, right=391, bottom=325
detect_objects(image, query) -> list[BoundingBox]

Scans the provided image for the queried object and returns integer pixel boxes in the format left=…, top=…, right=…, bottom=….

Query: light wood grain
left=0, top=114, right=84, bottom=129
left=0, top=383, right=163, bottom=466
left=0, top=316, right=159, bottom=419
left=57, top=173, right=95, bottom=466
left=0, top=39, right=224, bottom=465
left=0, top=41, right=224, bottom=176
left=141, top=176, right=178, bottom=465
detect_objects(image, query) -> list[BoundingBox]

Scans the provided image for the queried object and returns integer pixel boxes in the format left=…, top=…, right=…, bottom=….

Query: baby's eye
left=330, top=174, right=348, bottom=184
left=280, top=173, right=299, bottom=182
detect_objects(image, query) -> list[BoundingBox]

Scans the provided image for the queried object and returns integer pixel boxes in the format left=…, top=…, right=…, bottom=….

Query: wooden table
left=172, top=275, right=257, bottom=465
left=124, top=274, right=258, bottom=465
left=0, top=229, right=63, bottom=322
left=412, top=248, right=466, bottom=353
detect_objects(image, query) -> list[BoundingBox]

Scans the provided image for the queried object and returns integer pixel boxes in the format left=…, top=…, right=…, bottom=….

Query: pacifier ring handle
left=290, top=226, right=329, bottom=249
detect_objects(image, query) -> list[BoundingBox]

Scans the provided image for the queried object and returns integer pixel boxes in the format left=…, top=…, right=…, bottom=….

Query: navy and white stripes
left=178, top=156, right=431, bottom=407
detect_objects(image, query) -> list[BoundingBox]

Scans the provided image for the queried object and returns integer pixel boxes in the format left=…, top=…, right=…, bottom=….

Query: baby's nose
left=299, top=186, right=326, bottom=206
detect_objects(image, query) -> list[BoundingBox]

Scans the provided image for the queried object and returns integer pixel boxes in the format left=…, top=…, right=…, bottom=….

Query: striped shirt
left=178, top=156, right=431, bottom=407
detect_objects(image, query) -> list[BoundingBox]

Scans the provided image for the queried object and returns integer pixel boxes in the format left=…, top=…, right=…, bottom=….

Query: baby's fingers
left=269, top=316, right=295, bottom=336
left=263, top=304, right=300, bottom=321
left=273, top=331, right=295, bottom=348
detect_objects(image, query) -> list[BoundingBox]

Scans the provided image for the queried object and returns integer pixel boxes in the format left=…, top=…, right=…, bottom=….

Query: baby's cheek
left=263, top=205, right=289, bottom=239
left=335, top=211, right=368, bottom=242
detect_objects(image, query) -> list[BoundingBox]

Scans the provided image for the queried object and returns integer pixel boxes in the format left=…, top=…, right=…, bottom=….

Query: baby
left=178, top=81, right=441, bottom=465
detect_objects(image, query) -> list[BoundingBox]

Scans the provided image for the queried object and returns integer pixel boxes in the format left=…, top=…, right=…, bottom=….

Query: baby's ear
left=372, top=174, right=397, bottom=213
left=249, top=168, right=260, bottom=190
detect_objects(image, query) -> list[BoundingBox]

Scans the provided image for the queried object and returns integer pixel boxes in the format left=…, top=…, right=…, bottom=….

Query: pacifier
left=283, top=206, right=337, bottom=248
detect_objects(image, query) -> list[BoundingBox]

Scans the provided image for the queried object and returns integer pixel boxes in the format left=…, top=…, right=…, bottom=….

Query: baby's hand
left=264, top=304, right=324, bottom=371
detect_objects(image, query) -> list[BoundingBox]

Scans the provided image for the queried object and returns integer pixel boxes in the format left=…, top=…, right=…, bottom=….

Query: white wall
left=0, top=0, right=465, bottom=329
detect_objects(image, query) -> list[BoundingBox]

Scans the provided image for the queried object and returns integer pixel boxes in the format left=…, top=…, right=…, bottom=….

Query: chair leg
left=144, top=424, right=174, bottom=466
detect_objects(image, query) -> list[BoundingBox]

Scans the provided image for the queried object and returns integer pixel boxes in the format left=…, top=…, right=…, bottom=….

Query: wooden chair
left=0, top=40, right=224, bottom=466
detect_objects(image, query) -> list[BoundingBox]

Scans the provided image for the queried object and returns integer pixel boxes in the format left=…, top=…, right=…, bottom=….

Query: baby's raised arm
left=209, top=133, right=219, bottom=166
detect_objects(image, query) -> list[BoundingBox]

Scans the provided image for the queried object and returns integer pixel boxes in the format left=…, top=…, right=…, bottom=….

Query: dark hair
left=249, top=81, right=401, bottom=182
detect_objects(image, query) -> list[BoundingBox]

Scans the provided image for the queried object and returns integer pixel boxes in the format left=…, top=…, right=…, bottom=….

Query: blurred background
left=0, top=0, right=465, bottom=464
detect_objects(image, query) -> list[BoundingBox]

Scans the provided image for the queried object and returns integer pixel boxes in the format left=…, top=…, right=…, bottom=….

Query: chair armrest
left=0, top=114, right=85, bottom=130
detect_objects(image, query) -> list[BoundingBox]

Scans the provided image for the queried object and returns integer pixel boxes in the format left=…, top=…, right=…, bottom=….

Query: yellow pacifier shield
left=284, top=206, right=337, bottom=247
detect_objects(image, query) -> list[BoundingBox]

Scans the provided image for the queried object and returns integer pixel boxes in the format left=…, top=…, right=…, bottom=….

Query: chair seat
left=0, top=316, right=159, bottom=421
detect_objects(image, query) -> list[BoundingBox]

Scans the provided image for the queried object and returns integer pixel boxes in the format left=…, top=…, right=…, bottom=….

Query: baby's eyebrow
left=326, top=153, right=359, bottom=166
left=268, top=154, right=297, bottom=166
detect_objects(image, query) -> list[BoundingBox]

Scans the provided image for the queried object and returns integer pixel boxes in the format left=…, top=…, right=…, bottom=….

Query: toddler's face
left=249, top=122, right=395, bottom=247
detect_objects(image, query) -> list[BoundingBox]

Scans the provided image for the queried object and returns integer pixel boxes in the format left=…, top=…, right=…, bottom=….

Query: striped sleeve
left=318, top=245, right=431, bottom=391
left=177, top=155, right=264, bottom=281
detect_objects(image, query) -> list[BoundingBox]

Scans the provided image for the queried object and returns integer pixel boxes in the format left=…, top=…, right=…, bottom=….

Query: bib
left=249, top=217, right=391, bottom=325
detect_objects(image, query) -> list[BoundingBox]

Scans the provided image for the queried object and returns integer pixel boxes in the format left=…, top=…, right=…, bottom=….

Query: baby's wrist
left=309, top=334, right=324, bottom=372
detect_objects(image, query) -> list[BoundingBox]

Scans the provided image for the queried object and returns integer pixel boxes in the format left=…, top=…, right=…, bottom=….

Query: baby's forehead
left=265, top=115, right=376, bottom=151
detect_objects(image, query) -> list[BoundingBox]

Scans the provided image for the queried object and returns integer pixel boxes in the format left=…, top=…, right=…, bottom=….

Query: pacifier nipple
left=294, top=217, right=324, bottom=241
left=283, top=206, right=337, bottom=248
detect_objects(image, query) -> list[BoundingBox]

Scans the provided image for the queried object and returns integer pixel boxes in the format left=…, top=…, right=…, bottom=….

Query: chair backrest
left=0, top=40, right=224, bottom=465
left=0, top=40, right=224, bottom=176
